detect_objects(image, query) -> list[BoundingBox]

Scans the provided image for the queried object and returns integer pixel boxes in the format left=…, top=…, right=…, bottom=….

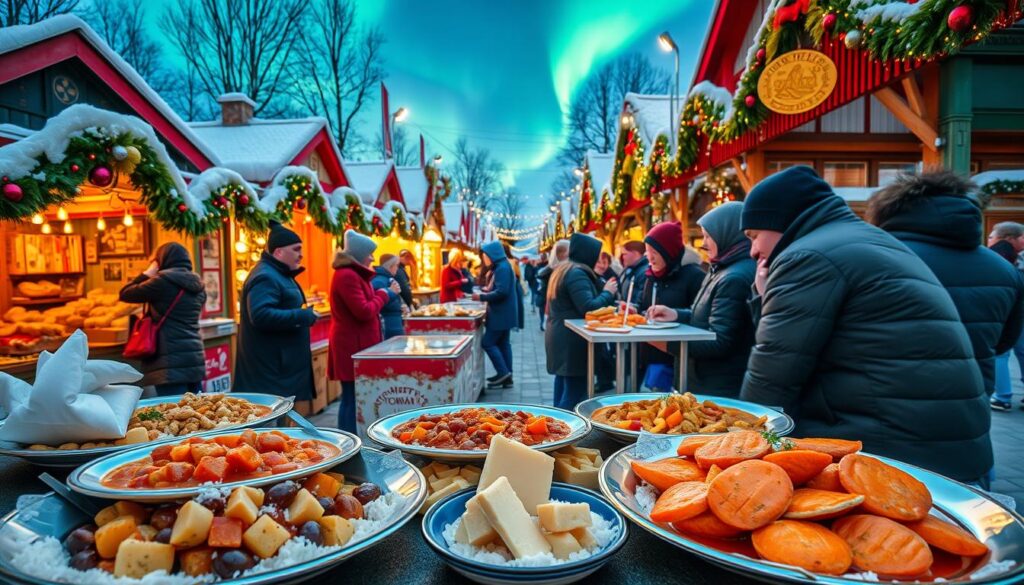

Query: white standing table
left=565, top=319, right=716, bottom=398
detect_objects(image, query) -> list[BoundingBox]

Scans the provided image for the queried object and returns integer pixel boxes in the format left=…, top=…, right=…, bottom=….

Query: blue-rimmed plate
left=600, top=435, right=1024, bottom=584
left=575, top=392, right=793, bottom=444
left=67, top=426, right=360, bottom=502
left=366, top=403, right=591, bottom=463
left=0, top=393, right=294, bottom=468
left=422, top=483, right=627, bottom=585
left=0, top=446, right=426, bottom=584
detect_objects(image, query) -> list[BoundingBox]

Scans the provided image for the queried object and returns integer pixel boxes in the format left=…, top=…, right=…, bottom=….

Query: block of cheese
left=420, top=477, right=470, bottom=513
left=459, top=496, right=498, bottom=546
left=477, top=434, right=554, bottom=512
left=570, top=526, right=598, bottom=549
left=543, top=530, right=583, bottom=560
left=475, top=476, right=551, bottom=559
left=436, top=467, right=462, bottom=479
left=554, top=458, right=599, bottom=490
left=454, top=518, right=469, bottom=544
left=536, top=502, right=592, bottom=533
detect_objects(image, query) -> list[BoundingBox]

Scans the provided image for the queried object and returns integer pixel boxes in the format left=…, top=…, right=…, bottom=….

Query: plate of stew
left=67, top=427, right=361, bottom=501
left=366, top=403, right=590, bottom=462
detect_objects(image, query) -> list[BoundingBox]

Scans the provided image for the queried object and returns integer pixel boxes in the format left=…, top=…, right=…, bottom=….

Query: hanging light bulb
left=96, top=215, right=106, bottom=231
left=56, top=207, right=68, bottom=221
left=123, top=211, right=134, bottom=227
left=31, top=213, right=44, bottom=225
left=235, top=239, right=249, bottom=254
left=63, top=221, right=73, bottom=234
left=41, top=223, right=52, bottom=234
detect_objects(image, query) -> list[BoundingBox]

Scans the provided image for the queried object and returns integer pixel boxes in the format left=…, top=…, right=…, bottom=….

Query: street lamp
left=384, top=107, right=409, bottom=158
left=659, top=31, right=680, bottom=153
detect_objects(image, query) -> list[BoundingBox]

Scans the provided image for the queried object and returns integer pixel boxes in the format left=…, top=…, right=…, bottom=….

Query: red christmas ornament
left=295, top=197, right=307, bottom=210
left=239, top=194, right=250, bottom=206
left=947, top=5, right=973, bottom=33
left=756, top=48, right=766, bottom=63
left=321, top=205, right=328, bottom=212
left=1, top=176, right=7, bottom=183
left=70, top=164, right=80, bottom=173
left=218, top=196, right=228, bottom=207
left=745, top=95, right=757, bottom=108
left=177, top=203, right=187, bottom=212
left=3, top=182, right=23, bottom=202
left=88, top=165, right=113, bottom=187
left=822, top=13, right=837, bottom=31
left=87, top=153, right=96, bottom=161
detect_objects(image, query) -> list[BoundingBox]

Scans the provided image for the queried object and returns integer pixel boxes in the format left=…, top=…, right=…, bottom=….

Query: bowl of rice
left=421, top=483, right=627, bottom=585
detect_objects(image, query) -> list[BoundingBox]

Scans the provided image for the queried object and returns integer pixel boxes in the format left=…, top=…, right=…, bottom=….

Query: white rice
left=6, top=492, right=406, bottom=583
left=633, top=481, right=658, bottom=514
left=441, top=506, right=619, bottom=568
left=971, top=559, right=1017, bottom=580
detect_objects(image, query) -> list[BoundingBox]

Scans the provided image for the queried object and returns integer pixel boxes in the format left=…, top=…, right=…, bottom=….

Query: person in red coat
left=329, top=229, right=400, bottom=432
left=440, top=251, right=469, bottom=303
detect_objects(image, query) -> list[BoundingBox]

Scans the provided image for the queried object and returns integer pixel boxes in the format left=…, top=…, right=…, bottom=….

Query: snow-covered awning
left=345, top=160, right=395, bottom=205
left=396, top=166, right=429, bottom=215
left=585, top=150, right=615, bottom=197
left=973, top=169, right=1024, bottom=187
left=624, top=93, right=676, bottom=163
left=189, top=118, right=327, bottom=183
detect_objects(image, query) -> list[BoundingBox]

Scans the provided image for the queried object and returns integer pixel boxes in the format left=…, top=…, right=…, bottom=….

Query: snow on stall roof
left=442, top=202, right=464, bottom=234
left=0, top=123, right=33, bottom=142
left=624, top=93, right=676, bottom=162
left=189, top=118, right=325, bottom=183
left=345, top=159, right=395, bottom=205
left=586, top=150, right=615, bottom=196
left=973, top=169, right=1024, bottom=186
left=188, top=167, right=257, bottom=205
left=396, top=166, right=429, bottom=215
left=0, top=15, right=219, bottom=166
left=855, top=0, right=924, bottom=25
left=217, top=93, right=257, bottom=107
left=689, top=81, right=735, bottom=125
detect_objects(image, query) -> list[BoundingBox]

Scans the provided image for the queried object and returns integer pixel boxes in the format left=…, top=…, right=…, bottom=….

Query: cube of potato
left=429, top=475, right=460, bottom=492
left=113, top=539, right=174, bottom=578
left=536, top=503, right=591, bottom=533
left=178, top=547, right=214, bottom=577
left=318, top=515, right=354, bottom=547
left=235, top=485, right=265, bottom=507
left=96, top=516, right=137, bottom=559
left=570, top=527, right=598, bottom=549
left=432, top=462, right=451, bottom=474
left=132, top=525, right=158, bottom=542
left=120, top=427, right=150, bottom=445
left=243, top=515, right=291, bottom=559
left=435, top=467, right=461, bottom=479
left=115, top=501, right=149, bottom=526
left=169, top=501, right=214, bottom=548
left=286, top=488, right=325, bottom=525
left=325, top=472, right=345, bottom=485
left=419, top=478, right=468, bottom=514
left=226, top=488, right=260, bottom=525
left=543, top=531, right=583, bottom=560
left=459, top=467, right=481, bottom=485
left=303, top=473, right=342, bottom=499
left=94, top=504, right=120, bottom=527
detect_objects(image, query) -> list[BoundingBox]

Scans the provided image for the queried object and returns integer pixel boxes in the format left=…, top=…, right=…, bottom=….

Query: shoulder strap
left=153, top=289, right=186, bottom=327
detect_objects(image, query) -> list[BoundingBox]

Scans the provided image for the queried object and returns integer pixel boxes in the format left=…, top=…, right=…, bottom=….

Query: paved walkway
left=313, top=305, right=1024, bottom=508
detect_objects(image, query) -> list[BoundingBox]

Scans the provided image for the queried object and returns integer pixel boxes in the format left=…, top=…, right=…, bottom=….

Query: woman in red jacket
left=440, top=251, right=469, bottom=303
left=329, top=229, right=400, bottom=432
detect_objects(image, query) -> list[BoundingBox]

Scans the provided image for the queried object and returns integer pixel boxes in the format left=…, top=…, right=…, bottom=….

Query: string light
left=41, top=223, right=52, bottom=234
left=96, top=215, right=106, bottom=231
left=63, top=221, right=73, bottom=234
left=56, top=207, right=68, bottom=221
left=31, top=213, right=44, bottom=225
left=122, top=211, right=134, bottom=227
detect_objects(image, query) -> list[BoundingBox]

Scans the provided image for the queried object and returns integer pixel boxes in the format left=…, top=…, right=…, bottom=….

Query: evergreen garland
left=981, top=179, right=1024, bottom=198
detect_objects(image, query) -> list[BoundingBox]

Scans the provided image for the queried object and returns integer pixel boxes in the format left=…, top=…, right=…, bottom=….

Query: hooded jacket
left=478, top=241, right=518, bottom=331
left=638, top=247, right=705, bottom=370
left=545, top=234, right=615, bottom=377
left=119, top=243, right=206, bottom=386
left=372, top=266, right=405, bottom=337
left=740, top=195, right=991, bottom=482
left=234, top=252, right=318, bottom=399
left=619, top=256, right=649, bottom=307
left=329, top=251, right=392, bottom=381
left=878, top=194, right=1024, bottom=396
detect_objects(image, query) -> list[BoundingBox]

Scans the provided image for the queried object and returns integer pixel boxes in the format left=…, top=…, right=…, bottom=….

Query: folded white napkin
left=0, top=330, right=144, bottom=445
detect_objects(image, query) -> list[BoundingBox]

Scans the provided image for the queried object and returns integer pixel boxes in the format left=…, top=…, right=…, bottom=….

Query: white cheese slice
left=477, top=434, right=554, bottom=512
left=460, top=495, right=498, bottom=546
left=536, top=502, right=592, bottom=533
left=543, top=530, right=583, bottom=560
left=475, top=476, right=551, bottom=559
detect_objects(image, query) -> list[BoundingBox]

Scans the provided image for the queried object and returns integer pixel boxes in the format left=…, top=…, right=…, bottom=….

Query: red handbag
left=123, top=289, right=185, bottom=359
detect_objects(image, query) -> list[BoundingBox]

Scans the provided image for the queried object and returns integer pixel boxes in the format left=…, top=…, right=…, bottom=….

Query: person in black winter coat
left=536, top=239, right=569, bottom=332
left=617, top=241, right=648, bottom=307
left=740, top=166, right=991, bottom=484
left=987, top=221, right=1024, bottom=265
left=545, top=233, right=618, bottom=409
left=648, top=202, right=755, bottom=396
left=119, top=242, right=206, bottom=396
left=394, top=262, right=415, bottom=309
left=638, top=221, right=704, bottom=390
left=234, top=222, right=318, bottom=411
left=372, top=254, right=406, bottom=339
left=869, top=171, right=1024, bottom=411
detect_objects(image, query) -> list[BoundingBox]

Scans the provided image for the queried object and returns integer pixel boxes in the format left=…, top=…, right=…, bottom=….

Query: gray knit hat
left=343, top=229, right=377, bottom=262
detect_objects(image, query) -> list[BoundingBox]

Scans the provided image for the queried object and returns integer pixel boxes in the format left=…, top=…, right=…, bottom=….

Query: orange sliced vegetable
left=694, top=430, right=771, bottom=469
left=763, top=449, right=833, bottom=486
left=706, top=459, right=793, bottom=530
left=705, top=464, right=723, bottom=484
left=752, top=520, right=853, bottom=575
left=788, top=438, right=862, bottom=461
left=208, top=517, right=243, bottom=548
left=673, top=511, right=745, bottom=539
left=526, top=417, right=548, bottom=435
left=676, top=435, right=716, bottom=457
left=805, top=463, right=844, bottom=492
left=650, top=481, right=708, bottom=523
left=838, top=454, right=931, bottom=521
left=225, top=444, right=263, bottom=473
left=665, top=410, right=684, bottom=429
left=192, top=456, right=229, bottom=483
left=631, top=457, right=706, bottom=491
left=904, top=515, right=988, bottom=557
left=832, top=514, right=933, bottom=578
left=783, top=488, right=864, bottom=520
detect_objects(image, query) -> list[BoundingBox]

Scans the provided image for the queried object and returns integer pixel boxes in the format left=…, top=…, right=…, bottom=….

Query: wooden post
left=920, top=65, right=943, bottom=169
left=874, top=86, right=939, bottom=152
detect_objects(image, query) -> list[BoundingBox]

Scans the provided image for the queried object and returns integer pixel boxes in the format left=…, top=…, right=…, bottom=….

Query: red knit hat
left=644, top=221, right=684, bottom=266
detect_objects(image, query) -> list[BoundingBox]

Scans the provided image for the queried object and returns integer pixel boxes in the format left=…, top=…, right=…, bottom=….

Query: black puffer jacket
left=740, top=196, right=991, bottom=482
left=545, top=234, right=615, bottom=377
left=119, top=243, right=206, bottom=386
left=878, top=194, right=1024, bottom=396
left=638, top=249, right=705, bottom=369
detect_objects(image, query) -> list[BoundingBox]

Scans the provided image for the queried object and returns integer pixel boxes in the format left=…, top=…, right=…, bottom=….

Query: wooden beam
left=873, top=87, right=939, bottom=152
left=730, top=158, right=753, bottom=193
left=900, top=76, right=927, bottom=118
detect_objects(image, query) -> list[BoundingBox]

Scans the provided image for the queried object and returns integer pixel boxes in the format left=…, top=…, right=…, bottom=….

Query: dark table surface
left=0, top=432, right=756, bottom=585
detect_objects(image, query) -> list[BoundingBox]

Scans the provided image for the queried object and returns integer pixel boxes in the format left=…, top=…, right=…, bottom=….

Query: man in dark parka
left=739, top=166, right=991, bottom=484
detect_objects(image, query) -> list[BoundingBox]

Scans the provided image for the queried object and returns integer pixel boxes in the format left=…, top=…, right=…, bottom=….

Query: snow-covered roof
left=0, top=123, right=33, bottom=142
left=344, top=159, right=395, bottom=205
left=585, top=150, right=615, bottom=196
left=624, top=93, right=676, bottom=162
left=189, top=118, right=327, bottom=183
left=973, top=169, right=1024, bottom=187
left=0, top=15, right=219, bottom=166
left=396, top=166, right=429, bottom=215
left=442, top=202, right=464, bottom=235
left=217, top=93, right=256, bottom=107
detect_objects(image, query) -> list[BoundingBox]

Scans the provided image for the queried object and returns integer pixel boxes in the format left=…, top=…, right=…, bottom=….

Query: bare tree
left=452, top=137, right=505, bottom=204
left=162, top=0, right=307, bottom=117
left=484, top=187, right=529, bottom=234
left=558, top=52, right=670, bottom=166
left=373, top=124, right=419, bottom=166
left=81, top=0, right=161, bottom=80
left=1, top=0, right=77, bottom=26
left=549, top=170, right=579, bottom=207
left=287, top=0, right=385, bottom=156
left=158, top=62, right=215, bottom=122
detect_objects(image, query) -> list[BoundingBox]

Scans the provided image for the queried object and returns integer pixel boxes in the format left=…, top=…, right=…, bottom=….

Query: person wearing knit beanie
left=644, top=221, right=684, bottom=278
left=740, top=165, right=836, bottom=233
left=267, top=220, right=302, bottom=253
left=342, top=229, right=378, bottom=266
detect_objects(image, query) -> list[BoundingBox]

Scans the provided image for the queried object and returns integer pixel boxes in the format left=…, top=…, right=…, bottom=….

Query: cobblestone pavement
left=313, top=304, right=1024, bottom=508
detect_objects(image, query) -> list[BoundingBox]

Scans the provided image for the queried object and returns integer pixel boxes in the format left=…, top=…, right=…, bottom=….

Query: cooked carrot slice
left=706, top=459, right=793, bottom=530
left=676, top=435, right=715, bottom=457
left=695, top=431, right=771, bottom=470
left=783, top=488, right=864, bottom=520
left=905, top=515, right=988, bottom=557
left=752, top=520, right=852, bottom=576
left=705, top=464, right=723, bottom=484
left=838, top=454, right=931, bottom=521
left=631, top=458, right=706, bottom=492
left=650, top=481, right=708, bottom=523
left=673, top=511, right=745, bottom=539
left=788, top=438, right=862, bottom=461
left=832, top=514, right=933, bottom=578
left=805, top=463, right=844, bottom=492
left=763, top=450, right=833, bottom=486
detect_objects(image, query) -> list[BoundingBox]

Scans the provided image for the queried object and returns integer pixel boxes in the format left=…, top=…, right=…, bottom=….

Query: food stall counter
left=404, top=303, right=486, bottom=400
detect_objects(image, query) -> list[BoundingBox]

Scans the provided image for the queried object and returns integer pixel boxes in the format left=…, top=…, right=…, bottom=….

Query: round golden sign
left=757, top=50, right=837, bottom=115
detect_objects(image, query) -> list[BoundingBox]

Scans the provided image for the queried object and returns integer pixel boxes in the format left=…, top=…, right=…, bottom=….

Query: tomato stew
left=390, top=407, right=571, bottom=450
